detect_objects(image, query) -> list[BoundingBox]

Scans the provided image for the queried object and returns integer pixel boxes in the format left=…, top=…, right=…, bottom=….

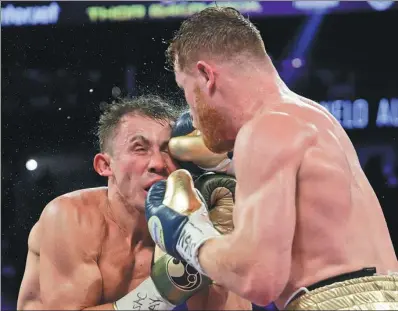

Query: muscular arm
left=20, top=198, right=112, bottom=310
left=197, top=113, right=316, bottom=305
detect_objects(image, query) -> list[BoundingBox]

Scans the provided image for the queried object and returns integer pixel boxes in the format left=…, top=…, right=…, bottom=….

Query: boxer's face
left=175, top=63, right=234, bottom=153
left=101, top=114, right=177, bottom=210
left=193, top=85, right=234, bottom=153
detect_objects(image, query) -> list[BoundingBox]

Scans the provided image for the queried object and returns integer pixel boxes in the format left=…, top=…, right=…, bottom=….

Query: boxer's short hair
left=166, top=6, right=266, bottom=72
left=97, top=95, right=180, bottom=153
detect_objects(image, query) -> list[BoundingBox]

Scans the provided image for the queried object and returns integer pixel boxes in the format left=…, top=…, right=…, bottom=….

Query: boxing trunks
left=285, top=267, right=398, bottom=310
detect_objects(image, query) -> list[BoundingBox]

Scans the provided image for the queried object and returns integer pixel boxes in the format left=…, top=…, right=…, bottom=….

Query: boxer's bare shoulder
left=233, top=109, right=317, bottom=198
left=18, top=187, right=108, bottom=310
left=38, top=187, right=108, bottom=259
left=42, top=187, right=108, bottom=228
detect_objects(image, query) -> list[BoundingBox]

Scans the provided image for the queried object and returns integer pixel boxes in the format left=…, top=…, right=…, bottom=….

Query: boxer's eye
left=161, top=146, right=170, bottom=154
left=131, top=145, right=147, bottom=153
left=160, top=141, right=170, bottom=154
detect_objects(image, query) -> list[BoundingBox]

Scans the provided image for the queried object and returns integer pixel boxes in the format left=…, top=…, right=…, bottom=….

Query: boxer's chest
left=98, top=231, right=154, bottom=303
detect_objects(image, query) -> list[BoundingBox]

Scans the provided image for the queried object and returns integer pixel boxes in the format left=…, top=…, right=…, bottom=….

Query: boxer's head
left=167, top=7, right=271, bottom=153
left=94, top=96, right=180, bottom=211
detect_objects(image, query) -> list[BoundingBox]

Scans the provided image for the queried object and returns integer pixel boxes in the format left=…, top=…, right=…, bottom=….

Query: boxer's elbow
left=237, top=269, right=279, bottom=305
left=235, top=251, right=290, bottom=305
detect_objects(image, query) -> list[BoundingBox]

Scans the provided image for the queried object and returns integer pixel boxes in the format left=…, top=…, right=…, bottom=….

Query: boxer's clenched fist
left=169, top=111, right=234, bottom=176
left=194, top=173, right=236, bottom=235
left=145, top=169, right=235, bottom=275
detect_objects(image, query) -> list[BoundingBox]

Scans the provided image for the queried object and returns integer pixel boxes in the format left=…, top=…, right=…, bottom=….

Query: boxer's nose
left=148, top=150, right=168, bottom=176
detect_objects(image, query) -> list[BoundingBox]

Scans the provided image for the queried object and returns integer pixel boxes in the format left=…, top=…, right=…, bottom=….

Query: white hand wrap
left=114, top=277, right=175, bottom=310
left=176, top=205, right=221, bottom=275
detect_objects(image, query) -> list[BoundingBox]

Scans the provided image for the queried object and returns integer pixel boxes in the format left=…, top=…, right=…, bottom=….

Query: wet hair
left=166, top=6, right=266, bottom=71
left=96, top=95, right=181, bottom=153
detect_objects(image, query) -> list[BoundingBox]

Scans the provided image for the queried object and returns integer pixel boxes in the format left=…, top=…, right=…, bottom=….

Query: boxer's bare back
left=18, top=188, right=250, bottom=310
left=232, top=93, right=397, bottom=308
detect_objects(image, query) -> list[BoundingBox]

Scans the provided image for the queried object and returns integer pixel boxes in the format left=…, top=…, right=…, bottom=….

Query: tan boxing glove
left=169, top=111, right=234, bottom=177
left=194, top=172, right=235, bottom=234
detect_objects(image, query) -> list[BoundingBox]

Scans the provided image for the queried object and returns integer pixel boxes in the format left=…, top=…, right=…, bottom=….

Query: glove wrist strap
left=176, top=218, right=221, bottom=276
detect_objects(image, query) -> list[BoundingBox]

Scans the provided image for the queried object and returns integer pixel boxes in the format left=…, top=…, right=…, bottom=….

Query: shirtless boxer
left=17, top=95, right=251, bottom=310
left=145, top=7, right=398, bottom=310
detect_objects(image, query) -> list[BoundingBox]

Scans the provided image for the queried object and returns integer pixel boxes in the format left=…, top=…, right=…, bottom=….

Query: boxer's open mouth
left=144, top=178, right=165, bottom=193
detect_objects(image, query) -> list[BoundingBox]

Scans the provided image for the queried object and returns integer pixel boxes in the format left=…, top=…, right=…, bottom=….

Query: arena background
left=2, top=1, right=398, bottom=310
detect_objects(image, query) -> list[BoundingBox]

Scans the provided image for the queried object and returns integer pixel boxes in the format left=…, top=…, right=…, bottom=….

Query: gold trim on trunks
left=286, top=275, right=398, bottom=310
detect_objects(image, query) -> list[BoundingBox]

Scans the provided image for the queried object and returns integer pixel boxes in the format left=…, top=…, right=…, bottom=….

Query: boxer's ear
left=196, top=61, right=215, bottom=94
left=93, top=153, right=113, bottom=177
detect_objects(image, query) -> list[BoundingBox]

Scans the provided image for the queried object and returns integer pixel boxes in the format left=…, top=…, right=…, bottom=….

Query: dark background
left=2, top=1, right=398, bottom=310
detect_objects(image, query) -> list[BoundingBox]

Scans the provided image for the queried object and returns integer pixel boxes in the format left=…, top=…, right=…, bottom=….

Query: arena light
left=293, top=1, right=339, bottom=11
left=26, top=159, right=38, bottom=171
left=292, top=58, right=303, bottom=68
left=367, top=1, right=394, bottom=11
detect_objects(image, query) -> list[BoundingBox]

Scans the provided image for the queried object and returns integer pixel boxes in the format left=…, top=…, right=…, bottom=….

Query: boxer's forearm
left=198, top=235, right=249, bottom=298
left=198, top=235, right=279, bottom=306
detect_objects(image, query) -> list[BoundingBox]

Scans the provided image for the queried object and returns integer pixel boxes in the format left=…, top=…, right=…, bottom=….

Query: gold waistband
left=285, top=275, right=398, bottom=310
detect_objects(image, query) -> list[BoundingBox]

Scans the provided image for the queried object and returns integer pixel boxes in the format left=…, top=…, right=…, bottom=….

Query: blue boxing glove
left=169, top=111, right=234, bottom=177
left=145, top=169, right=221, bottom=275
